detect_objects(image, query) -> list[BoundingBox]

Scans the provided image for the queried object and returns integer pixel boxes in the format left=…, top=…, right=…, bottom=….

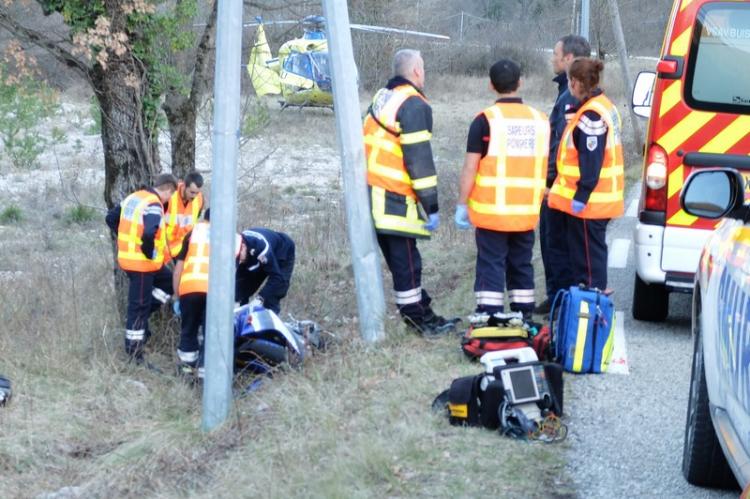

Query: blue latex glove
left=571, top=200, right=586, bottom=214
left=172, top=299, right=181, bottom=317
left=454, top=204, right=471, bottom=230
left=423, top=213, right=440, bottom=232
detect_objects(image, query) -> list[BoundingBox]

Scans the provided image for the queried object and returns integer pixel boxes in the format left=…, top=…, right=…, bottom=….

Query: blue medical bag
left=551, top=286, right=615, bottom=374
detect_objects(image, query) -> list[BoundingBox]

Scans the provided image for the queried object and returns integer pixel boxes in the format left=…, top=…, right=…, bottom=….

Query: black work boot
left=125, top=340, right=145, bottom=364
left=403, top=315, right=456, bottom=337
left=423, top=309, right=462, bottom=329
left=533, top=299, right=552, bottom=315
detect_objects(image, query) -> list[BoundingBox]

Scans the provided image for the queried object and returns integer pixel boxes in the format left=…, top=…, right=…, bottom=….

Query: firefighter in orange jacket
left=165, top=171, right=204, bottom=260
left=547, top=57, right=624, bottom=291
left=105, top=174, right=178, bottom=360
left=364, top=49, right=457, bottom=336
left=455, top=59, right=550, bottom=319
left=172, top=209, right=240, bottom=377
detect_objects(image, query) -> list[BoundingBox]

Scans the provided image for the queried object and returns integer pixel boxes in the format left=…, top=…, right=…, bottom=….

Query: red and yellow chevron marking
left=669, top=25, right=692, bottom=56
left=650, top=0, right=750, bottom=229
left=657, top=110, right=750, bottom=227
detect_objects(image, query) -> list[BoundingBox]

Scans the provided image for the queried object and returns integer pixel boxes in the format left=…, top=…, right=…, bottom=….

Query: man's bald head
left=392, top=49, right=425, bottom=89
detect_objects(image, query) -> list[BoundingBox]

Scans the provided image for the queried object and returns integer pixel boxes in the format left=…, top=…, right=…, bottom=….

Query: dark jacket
left=569, top=89, right=608, bottom=204
left=381, top=76, right=438, bottom=214
left=238, top=228, right=295, bottom=305
left=547, top=72, right=580, bottom=188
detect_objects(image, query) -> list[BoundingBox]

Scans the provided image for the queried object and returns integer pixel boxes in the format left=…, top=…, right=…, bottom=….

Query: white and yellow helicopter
left=247, top=15, right=449, bottom=109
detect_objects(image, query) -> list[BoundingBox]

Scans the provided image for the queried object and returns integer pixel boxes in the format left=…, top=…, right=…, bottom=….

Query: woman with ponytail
left=547, top=57, right=625, bottom=292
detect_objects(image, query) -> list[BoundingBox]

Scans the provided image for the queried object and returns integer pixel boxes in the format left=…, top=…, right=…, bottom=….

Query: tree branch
left=190, top=0, right=218, bottom=105
left=0, top=8, right=90, bottom=79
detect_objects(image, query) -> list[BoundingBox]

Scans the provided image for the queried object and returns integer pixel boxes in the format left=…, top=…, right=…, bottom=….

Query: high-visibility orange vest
left=178, top=221, right=210, bottom=296
left=363, top=84, right=434, bottom=238
left=117, top=190, right=167, bottom=272
left=364, top=84, right=430, bottom=199
left=166, top=182, right=203, bottom=258
left=468, top=102, right=550, bottom=231
left=548, top=93, right=624, bottom=219
left=178, top=222, right=242, bottom=297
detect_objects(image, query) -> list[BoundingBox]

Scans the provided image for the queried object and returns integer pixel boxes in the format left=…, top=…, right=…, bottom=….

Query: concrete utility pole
left=580, top=0, right=590, bottom=41
left=322, top=0, right=386, bottom=343
left=607, top=0, right=644, bottom=152
left=202, top=0, right=242, bottom=431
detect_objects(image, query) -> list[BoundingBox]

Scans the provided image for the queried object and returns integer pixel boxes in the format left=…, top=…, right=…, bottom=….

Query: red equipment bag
left=461, top=325, right=532, bottom=359
left=461, top=322, right=552, bottom=361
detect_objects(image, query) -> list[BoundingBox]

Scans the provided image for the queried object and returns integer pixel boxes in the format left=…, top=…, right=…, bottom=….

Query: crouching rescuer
left=235, top=228, right=295, bottom=314
left=363, top=49, right=459, bottom=336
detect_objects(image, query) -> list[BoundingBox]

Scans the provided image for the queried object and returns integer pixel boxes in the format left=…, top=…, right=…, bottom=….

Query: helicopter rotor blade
left=242, top=20, right=299, bottom=27
left=240, top=19, right=450, bottom=41
left=349, top=24, right=450, bottom=41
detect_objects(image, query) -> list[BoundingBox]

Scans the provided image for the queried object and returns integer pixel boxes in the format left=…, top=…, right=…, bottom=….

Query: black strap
left=368, top=106, right=401, bottom=137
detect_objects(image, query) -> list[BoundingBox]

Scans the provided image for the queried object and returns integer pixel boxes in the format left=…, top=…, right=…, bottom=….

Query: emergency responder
left=363, top=49, right=458, bottom=336
left=166, top=171, right=204, bottom=260
left=105, top=174, right=178, bottom=360
left=235, top=228, right=295, bottom=314
left=547, top=57, right=624, bottom=291
left=536, top=35, right=592, bottom=314
left=171, top=209, right=241, bottom=377
left=454, top=59, right=550, bottom=319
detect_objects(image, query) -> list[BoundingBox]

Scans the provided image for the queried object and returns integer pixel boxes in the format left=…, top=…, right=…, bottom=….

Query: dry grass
left=0, top=64, right=648, bottom=497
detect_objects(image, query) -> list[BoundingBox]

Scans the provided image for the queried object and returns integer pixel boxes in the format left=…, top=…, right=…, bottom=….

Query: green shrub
left=0, top=204, right=22, bottom=224
left=87, top=96, right=102, bottom=135
left=65, top=204, right=98, bottom=225
left=241, top=97, right=271, bottom=138
left=0, top=62, right=60, bottom=169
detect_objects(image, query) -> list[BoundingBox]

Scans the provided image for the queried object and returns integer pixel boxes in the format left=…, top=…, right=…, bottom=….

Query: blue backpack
left=550, top=286, right=615, bottom=374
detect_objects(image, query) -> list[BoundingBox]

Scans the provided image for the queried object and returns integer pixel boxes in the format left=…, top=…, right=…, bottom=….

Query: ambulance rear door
left=656, top=1, right=750, bottom=288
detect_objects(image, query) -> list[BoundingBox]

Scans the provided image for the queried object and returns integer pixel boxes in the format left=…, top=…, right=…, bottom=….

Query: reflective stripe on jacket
left=369, top=186, right=430, bottom=238
left=117, top=190, right=166, bottom=272
left=166, top=183, right=203, bottom=257
left=364, top=84, right=434, bottom=238
left=179, top=221, right=210, bottom=296
left=179, top=223, right=241, bottom=296
left=468, top=102, right=550, bottom=231
left=548, top=94, right=624, bottom=219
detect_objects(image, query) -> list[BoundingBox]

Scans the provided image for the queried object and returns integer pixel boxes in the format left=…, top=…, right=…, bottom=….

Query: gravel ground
left=563, top=190, right=738, bottom=498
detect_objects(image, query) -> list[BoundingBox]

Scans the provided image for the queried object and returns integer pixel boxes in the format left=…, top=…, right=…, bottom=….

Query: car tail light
left=644, top=144, right=667, bottom=211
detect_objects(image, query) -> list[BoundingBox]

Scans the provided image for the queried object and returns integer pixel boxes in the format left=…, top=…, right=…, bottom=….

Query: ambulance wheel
left=682, top=292, right=737, bottom=488
left=632, top=273, right=668, bottom=322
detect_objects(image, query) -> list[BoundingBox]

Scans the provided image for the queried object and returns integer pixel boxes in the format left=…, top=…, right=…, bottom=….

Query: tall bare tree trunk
left=96, top=65, right=161, bottom=207
left=163, top=0, right=217, bottom=180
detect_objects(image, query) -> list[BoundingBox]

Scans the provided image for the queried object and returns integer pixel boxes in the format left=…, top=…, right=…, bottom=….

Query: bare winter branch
left=0, top=8, right=90, bottom=78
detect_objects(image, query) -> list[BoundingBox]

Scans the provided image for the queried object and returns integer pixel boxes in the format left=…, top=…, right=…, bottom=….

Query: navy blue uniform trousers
left=377, top=233, right=432, bottom=321
left=474, top=228, right=535, bottom=315
left=542, top=205, right=574, bottom=302
left=125, top=265, right=172, bottom=354
left=179, top=292, right=206, bottom=366
left=548, top=211, right=609, bottom=291
left=539, top=198, right=552, bottom=297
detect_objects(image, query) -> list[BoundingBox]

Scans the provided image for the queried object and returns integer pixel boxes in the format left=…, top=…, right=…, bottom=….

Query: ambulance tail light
left=644, top=144, right=667, bottom=212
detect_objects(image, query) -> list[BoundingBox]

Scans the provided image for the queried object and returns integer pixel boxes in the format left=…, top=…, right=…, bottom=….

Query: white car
left=680, top=168, right=750, bottom=491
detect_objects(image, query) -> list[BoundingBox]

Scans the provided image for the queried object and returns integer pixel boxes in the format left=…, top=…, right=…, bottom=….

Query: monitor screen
left=504, top=366, right=539, bottom=403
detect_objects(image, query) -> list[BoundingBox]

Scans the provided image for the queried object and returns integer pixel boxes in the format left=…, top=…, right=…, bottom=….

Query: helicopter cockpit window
left=283, top=52, right=312, bottom=78
left=310, top=52, right=331, bottom=80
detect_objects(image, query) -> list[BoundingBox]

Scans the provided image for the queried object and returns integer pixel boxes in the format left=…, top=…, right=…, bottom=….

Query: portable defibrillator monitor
left=500, top=365, right=541, bottom=405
